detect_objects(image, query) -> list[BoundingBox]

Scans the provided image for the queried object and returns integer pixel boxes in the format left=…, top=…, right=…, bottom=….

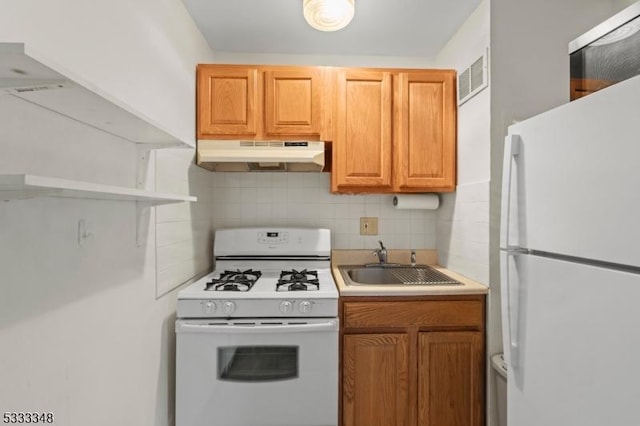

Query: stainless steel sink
left=339, top=265, right=461, bottom=286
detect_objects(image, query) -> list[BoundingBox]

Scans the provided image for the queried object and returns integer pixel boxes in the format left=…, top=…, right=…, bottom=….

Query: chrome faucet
left=410, top=250, right=417, bottom=267
left=373, top=240, right=388, bottom=265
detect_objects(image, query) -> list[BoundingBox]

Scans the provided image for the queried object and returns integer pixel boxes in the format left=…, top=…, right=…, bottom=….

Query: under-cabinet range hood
left=197, top=140, right=325, bottom=172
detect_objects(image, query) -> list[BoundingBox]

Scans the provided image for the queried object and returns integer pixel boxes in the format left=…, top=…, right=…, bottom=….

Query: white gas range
left=175, top=227, right=339, bottom=426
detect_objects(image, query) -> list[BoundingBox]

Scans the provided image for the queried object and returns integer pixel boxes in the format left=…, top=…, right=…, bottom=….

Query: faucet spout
left=373, top=240, right=388, bottom=265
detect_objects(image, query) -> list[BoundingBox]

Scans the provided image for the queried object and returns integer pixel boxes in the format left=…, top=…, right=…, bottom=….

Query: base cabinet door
left=340, top=297, right=485, bottom=426
left=342, top=333, right=409, bottom=426
left=418, top=331, right=483, bottom=426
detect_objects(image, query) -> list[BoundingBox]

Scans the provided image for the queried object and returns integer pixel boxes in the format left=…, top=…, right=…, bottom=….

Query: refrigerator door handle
left=501, top=250, right=522, bottom=372
left=500, top=134, right=522, bottom=249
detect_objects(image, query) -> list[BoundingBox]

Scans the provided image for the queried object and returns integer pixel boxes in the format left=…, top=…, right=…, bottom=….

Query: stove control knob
left=202, top=301, right=217, bottom=314
left=279, top=300, right=293, bottom=314
left=299, top=301, right=312, bottom=313
left=222, top=301, right=236, bottom=315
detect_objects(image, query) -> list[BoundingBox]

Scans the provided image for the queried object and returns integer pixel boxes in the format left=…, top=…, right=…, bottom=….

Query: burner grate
left=205, top=269, right=262, bottom=291
left=277, top=269, right=319, bottom=291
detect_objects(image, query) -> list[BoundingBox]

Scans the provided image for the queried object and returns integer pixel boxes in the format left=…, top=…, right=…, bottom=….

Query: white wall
left=0, top=1, right=213, bottom=425
left=434, top=0, right=490, bottom=285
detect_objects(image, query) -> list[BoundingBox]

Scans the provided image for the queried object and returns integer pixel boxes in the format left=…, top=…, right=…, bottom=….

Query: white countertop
left=332, top=249, right=489, bottom=296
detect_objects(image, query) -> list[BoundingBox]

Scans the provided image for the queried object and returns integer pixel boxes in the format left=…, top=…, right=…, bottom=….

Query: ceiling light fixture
left=303, top=0, right=355, bottom=32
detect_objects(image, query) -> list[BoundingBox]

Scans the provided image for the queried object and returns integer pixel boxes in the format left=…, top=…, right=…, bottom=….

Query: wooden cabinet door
left=333, top=69, right=393, bottom=190
left=343, top=333, right=409, bottom=426
left=263, top=67, right=323, bottom=137
left=197, top=65, right=259, bottom=138
left=394, top=71, right=457, bottom=192
left=418, top=331, right=483, bottom=426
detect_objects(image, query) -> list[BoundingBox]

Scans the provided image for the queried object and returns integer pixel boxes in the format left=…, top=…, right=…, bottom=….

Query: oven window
left=218, top=346, right=298, bottom=382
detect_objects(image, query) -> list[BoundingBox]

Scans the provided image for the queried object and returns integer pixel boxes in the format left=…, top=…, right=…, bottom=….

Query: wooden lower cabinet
left=418, top=332, right=484, bottom=426
left=343, top=334, right=410, bottom=426
left=340, top=296, right=485, bottom=426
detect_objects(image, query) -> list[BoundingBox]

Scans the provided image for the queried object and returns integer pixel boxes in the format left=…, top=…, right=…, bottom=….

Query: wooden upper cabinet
left=197, top=64, right=326, bottom=140
left=395, top=70, right=457, bottom=192
left=264, top=68, right=323, bottom=137
left=197, top=65, right=258, bottom=138
left=333, top=69, right=393, bottom=190
left=196, top=64, right=456, bottom=185
left=332, top=68, right=457, bottom=193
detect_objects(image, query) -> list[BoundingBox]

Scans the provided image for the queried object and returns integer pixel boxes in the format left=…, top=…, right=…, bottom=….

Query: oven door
left=175, top=318, right=339, bottom=426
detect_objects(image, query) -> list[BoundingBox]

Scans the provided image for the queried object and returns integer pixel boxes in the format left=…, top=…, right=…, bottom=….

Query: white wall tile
left=255, top=187, right=275, bottom=203
left=210, top=173, right=440, bottom=249
left=395, top=234, right=412, bottom=248
left=410, top=216, right=427, bottom=233
left=378, top=218, right=394, bottom=234
left=287, top=174, right=305, bottom=188
left=288, top=187, right=309, bottom=201
left=348, top=203, right=366, bottom=219
left=314, top=188, right=336, bottom=203
left=239, top=187, right=258, bottom=203
left=154, top=148, right=214, bottom=296
left=271, top=173, right=289, bottom=188
left=256, top=173, right=274, bottom=188
left=301, top=173, right=320, bottom=187
left=334, top=203, right=350, bottom=219
left=436, top=181, right=489, bottom=284
left=238, top=173, right=257, bottom=188
left=364, top=203, right=381, bottom=217
left=394, top=219, right=411, bottom=234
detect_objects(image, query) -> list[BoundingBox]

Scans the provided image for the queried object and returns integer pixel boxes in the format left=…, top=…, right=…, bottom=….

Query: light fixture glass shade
left=303, top=0, right=355, bottom=32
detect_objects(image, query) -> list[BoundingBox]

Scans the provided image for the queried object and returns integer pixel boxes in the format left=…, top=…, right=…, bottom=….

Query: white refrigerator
left=500, top=74, right=640, bottom=426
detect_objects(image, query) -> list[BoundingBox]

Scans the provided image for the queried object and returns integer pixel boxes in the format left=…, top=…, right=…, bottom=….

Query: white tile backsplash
left=211, top=172, right=438, bottom=250
left=436, top=180, right=489, bottom=284
left=155, top=149, right=214, bottom=296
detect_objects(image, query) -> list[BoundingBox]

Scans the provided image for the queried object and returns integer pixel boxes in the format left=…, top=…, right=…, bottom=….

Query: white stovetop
left=178, top=266, right=338, bottom=301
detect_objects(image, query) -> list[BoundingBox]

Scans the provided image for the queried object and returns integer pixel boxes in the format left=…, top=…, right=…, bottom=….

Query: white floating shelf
left=0, top=174, right=197, bottom=204
left=0, top=42, right=193, bottom=148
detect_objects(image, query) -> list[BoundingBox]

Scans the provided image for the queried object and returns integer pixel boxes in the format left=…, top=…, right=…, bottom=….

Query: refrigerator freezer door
left=501, top=252, right=640, bottom=426
left=504, top=75, right=640, bottom=267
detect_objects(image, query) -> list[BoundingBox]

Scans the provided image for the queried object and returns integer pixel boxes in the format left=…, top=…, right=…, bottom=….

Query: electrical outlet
left=360, top=217, right=379, bottom=236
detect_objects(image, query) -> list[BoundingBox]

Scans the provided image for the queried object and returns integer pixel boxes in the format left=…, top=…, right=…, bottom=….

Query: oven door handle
left=176, top=320, right=339, bottom=334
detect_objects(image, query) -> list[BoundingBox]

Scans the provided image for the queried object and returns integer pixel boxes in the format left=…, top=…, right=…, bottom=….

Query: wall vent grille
left=458, top=49, right=489, bottom=106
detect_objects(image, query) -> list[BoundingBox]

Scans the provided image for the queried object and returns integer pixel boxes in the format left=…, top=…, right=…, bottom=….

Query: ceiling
left=182, top=0, right=482, bottom=58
